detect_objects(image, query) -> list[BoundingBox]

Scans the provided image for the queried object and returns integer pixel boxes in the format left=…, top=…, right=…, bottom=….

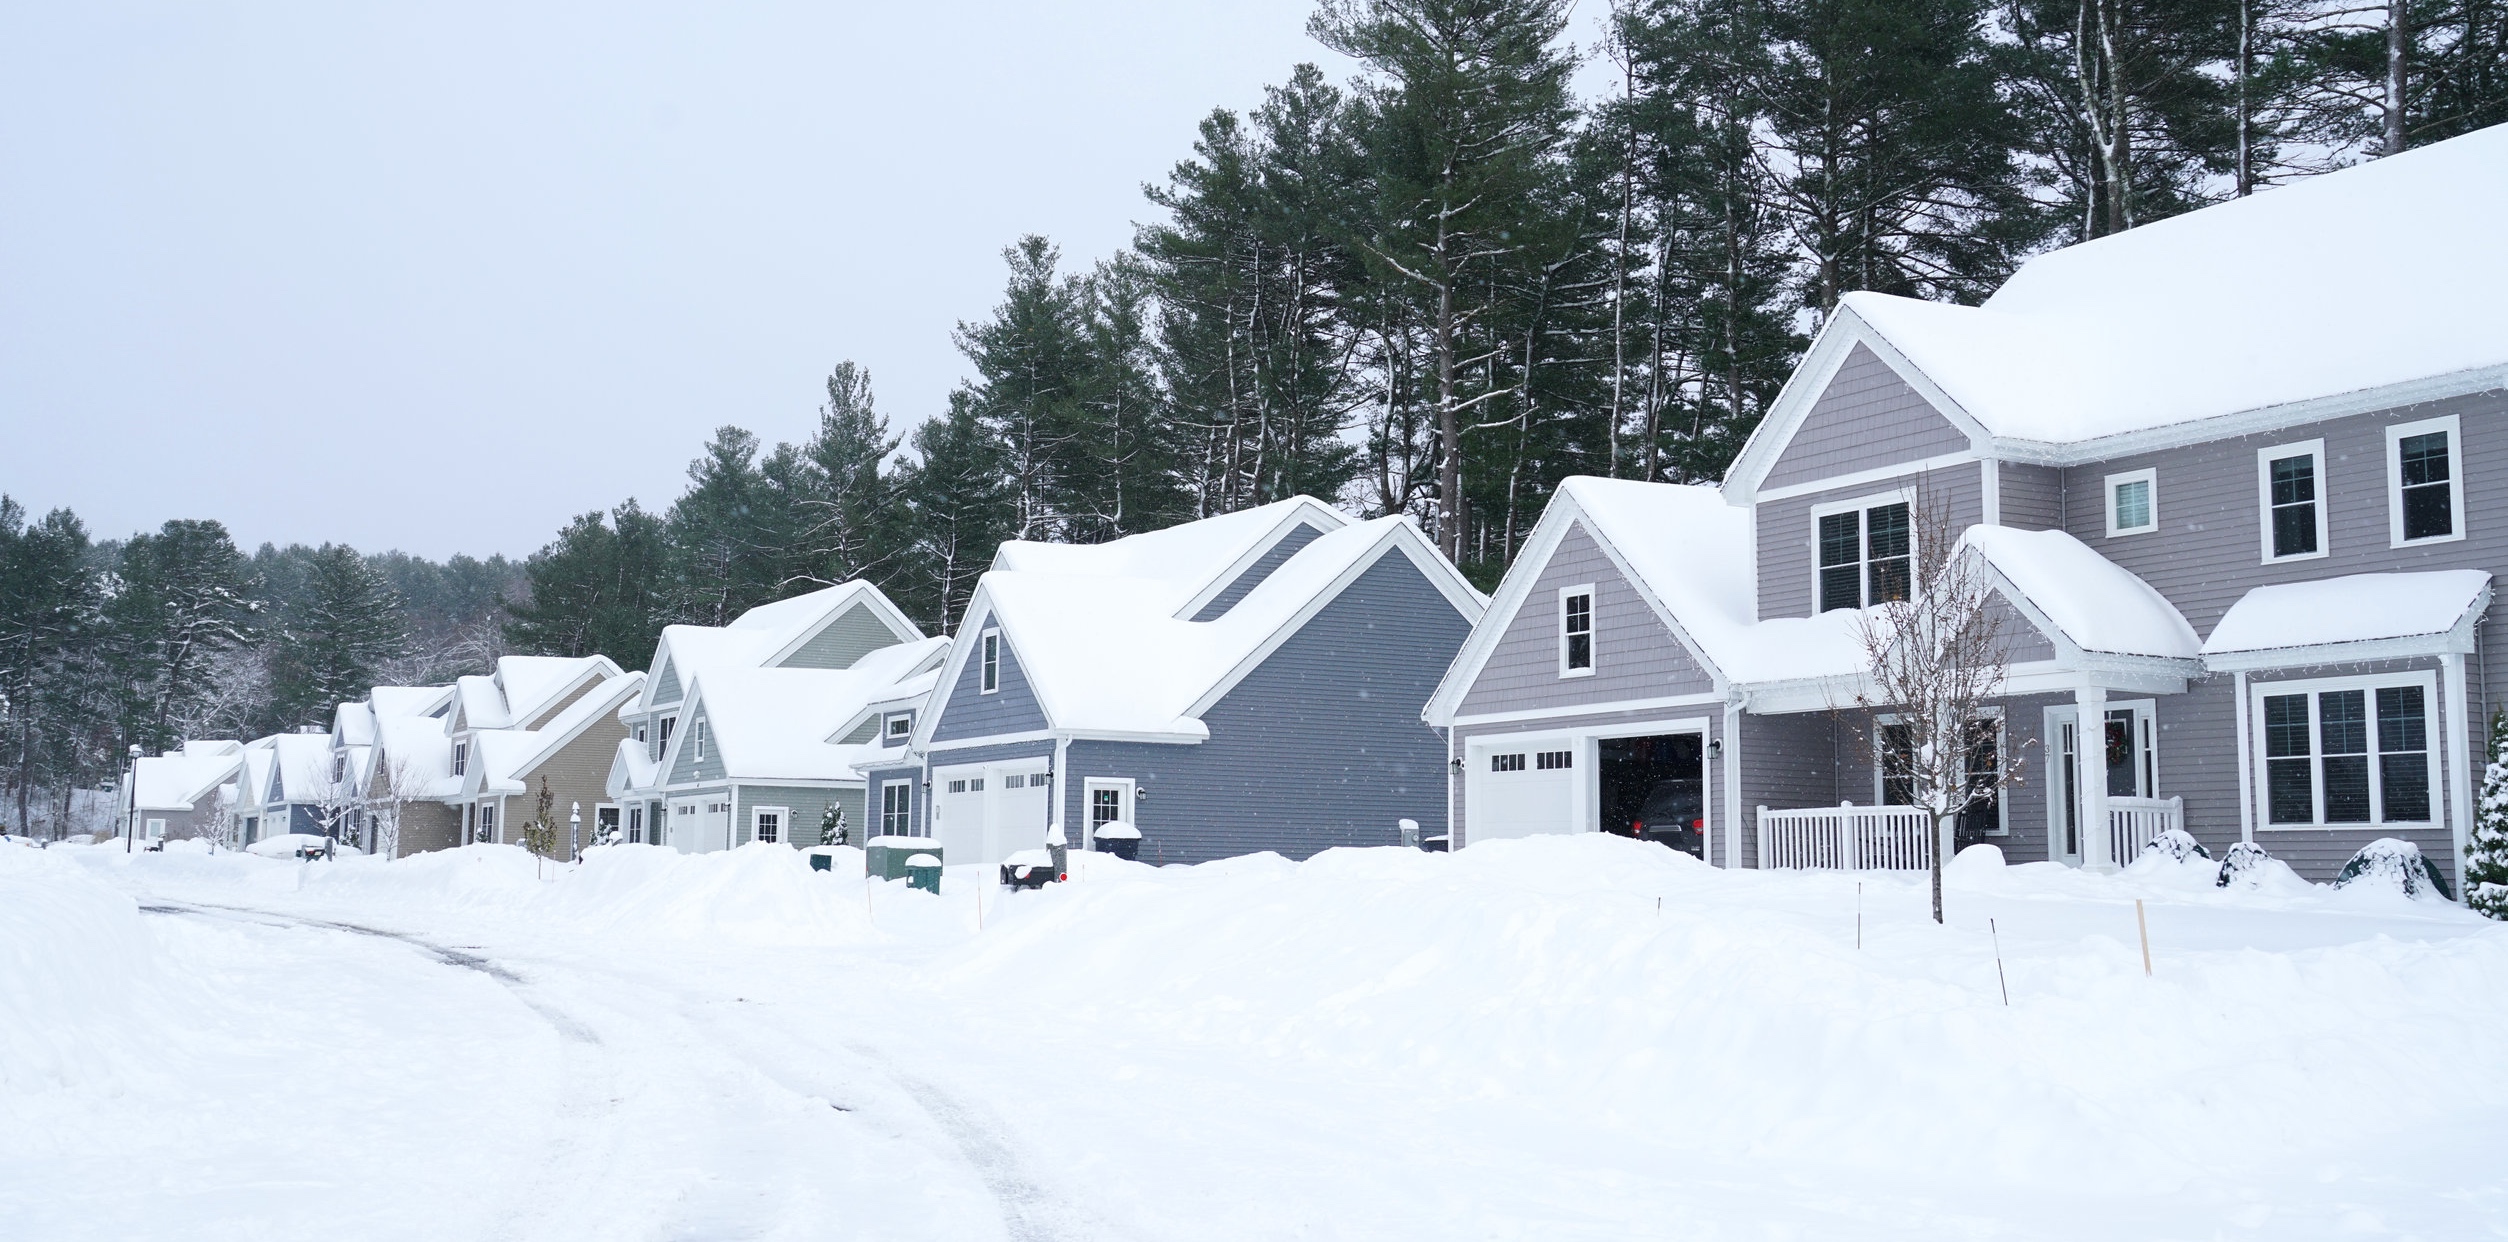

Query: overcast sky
left=3, top=2, right=1605, bottom=561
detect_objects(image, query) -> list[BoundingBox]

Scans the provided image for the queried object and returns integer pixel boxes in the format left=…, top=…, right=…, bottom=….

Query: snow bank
left=0, top=843, right=174, bottom=1092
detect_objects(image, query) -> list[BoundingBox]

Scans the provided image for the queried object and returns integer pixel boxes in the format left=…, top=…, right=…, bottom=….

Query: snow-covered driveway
left=9, top=837, right=2508, bottom=1240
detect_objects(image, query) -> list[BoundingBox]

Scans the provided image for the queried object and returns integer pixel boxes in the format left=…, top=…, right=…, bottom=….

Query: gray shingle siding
left=1458, top=521, right=1714, bottom=717
left=929, top=629, right=1049, bottom=743
left=1756, top=468, right=1983, bottom=620
left=1762, top=344, right=1972, bottom=490
left=1057, top=555, right=1470, bottom=865
left=731, top=784, right=864, bottom=848
left=860, top=763, right=929, bottom=837
left=668, top=704, right=725, bottom=784
left=1998, top=462, right=2065, bottom=530
left=778, top=603, right=906, bottom=670
left=652, top=659, right=681, bottom=705
left=1190, top=522, right=1326, bottom=620
left=1738, top=711, right=1840, bottom=866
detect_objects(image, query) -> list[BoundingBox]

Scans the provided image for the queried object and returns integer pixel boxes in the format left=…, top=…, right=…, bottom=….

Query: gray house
left=608, top=581, right=933, bottom=851
left=880, top=497, right=1486, bottom=867
left=1430, top=123, right=2508, bottom=887
left=127, top=740, right=245, bottom=843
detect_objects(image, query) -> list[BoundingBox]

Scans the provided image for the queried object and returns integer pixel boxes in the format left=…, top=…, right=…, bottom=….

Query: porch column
left=2076, top=683, right=2116, bottom=872
left=2443, top=654, right=2474, bottom=887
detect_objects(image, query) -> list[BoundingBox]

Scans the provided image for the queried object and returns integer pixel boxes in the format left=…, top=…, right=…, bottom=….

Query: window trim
left=885, top=713, right=912, bottom=740
left=879, top=781, right=914, bottom=838
left=751, top=804, right=788, bottom=846
left=1873, top=708, right=2010, bottom=836
left=2256, top=439, right=2330, bottom=564
left=1808, top=488, right=1917, bottom=613
left=2104, top=467, right=2158, bottom=538
left=1557, top=584, right=1596, bottom=678
left=2247, top=670, right=2439, bottom=830
left=693, top=718, right=708, bottom=760
left=1082, top=777, right=1136, bottom=850
left=979, top=629, right=1001, bottom=695
left=2386, top=415, right=2465, bottom=548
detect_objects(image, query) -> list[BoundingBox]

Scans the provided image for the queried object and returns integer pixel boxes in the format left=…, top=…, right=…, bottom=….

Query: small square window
left=2105, top=468, right=2156, bottom=536
left=1491, top=753, right=1526, bottom=773
left=1536, top=750, right=1573, bottom=770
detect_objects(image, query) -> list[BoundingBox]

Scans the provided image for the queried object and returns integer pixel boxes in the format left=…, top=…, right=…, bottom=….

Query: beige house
left=460, top=671, right=646, bottom=857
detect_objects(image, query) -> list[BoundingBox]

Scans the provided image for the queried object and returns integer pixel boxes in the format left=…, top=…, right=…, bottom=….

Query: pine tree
left=819, top=803, right=847, bottom=847
left=2468, top=710, right=2508, bottom=918
left=0, top=499, right=105, bottom=836
left=265, top=544, right=408, bottom=729
left=956, top=237, right=1094, bottom=542
left=792, top=362, right=910, bottom=586
left=895, top=393, right=1016, bottom=633
left=504, top=501, right=670, bottom=663
left=665, top=427, right=781, bottom=626
left=104, top=519, right=254, bottom=753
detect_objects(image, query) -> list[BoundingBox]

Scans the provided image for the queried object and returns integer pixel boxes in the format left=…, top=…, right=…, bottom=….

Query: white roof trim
left=1724, top=310, right=1994, bottom=506
left=760, top=582, right=924, bottom=669
left=1170, top=498, right=1352, bottom=620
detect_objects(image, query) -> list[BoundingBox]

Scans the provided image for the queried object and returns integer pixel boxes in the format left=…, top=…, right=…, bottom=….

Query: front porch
left=1755, top=795, right=2184, bottom=872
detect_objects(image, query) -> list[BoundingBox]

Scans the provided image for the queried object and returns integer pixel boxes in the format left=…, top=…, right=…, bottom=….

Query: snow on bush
left=2467, top=711, right=2508, bottom=919
left=2213, top=840, right=2308, bottom=891
left=2333, top=837, right=2454, bottom=900
left=2141, top=828, right=2210, bottom=862
left=0, top=843, right=174, bottom=1092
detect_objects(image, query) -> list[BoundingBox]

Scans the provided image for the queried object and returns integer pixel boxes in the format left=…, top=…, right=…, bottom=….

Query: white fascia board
left=1562, top=508, right=1735, bottom=695
left=1171, top=498, right=1354, bottom=621
left=1450, top=691, right=1729, bottom=728
left=1724, top=309, right=1994, bottom=506
left=763, top=582, right=926, bottom=667
left=1423, top=508, right=1576, bottom=725
left=1189, top=521, right=1479, bottom=722
left=924, top=729, right=1058, bottom=752
left=2201, top=581, right=2493, bottom=673
left=1989, top=362, right=2508, bottom=467
left=1751, top=451, right=1982, bottom=504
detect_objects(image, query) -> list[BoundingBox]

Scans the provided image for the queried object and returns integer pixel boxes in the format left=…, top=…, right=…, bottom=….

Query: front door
left=2044, top=701, right=2157, bottom=866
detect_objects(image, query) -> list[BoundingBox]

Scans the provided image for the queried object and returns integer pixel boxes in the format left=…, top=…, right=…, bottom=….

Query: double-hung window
left=980, top=630, right=1001, bottom=694
left=881, top=783, right=913, bottom=836
left=656, top=716, right=676, bottom=762
left=452, top=741, right=468, bottom=776
left=2256, top=674, right=2434, bottom=827
left=1558, top=585, right=1595, bottom=676
left=2257, top=440, right=2328, bottom=562
left=2105, top=468, right=2157, bottom=537
left=2387, top=415, right=2463, bottom=546
left=1815, top=498, right=1912, bottom=612
left=693, top=720, right=708, bottom=760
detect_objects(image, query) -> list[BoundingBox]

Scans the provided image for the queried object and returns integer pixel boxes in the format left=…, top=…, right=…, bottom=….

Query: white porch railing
left=2107, top=795, right=2184, bottom=865
left=1756, top=803, right=1933, bottom=871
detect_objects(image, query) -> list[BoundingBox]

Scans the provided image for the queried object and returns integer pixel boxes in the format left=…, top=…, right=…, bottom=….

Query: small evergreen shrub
left=2217, top=840, right=2274, bottom=888
left=2141, top=828, right=2210, bottom=863
left=2333, top=837, right=2453, bottom=900
left=2467, top=710, right=2508, bottom=919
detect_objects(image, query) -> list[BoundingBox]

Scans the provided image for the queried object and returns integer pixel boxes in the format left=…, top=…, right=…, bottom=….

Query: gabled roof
left=269, top=733, right=335, bottom=803
left=2202, top=570, right=2493, bottom=669
left=989, top=495, right=1352, bottom=619
left=657, top=637, right=949, bottom=783
left=369, top=684, right=454, bottom=720
left=825, top=643, right=952, bottom=744
left=1428, top=478, right=1869, bottom=724
left=373, top=715, right=459, bottom=799
left=1728, top=123, right=2508, bottom=495
left=631, top=581, right=922, bottom=714
left=134, top=747, right=246, bottom=812
left=459, top=671, right=646, bottom=797
left=1958, top=527, right=2202, bottom=661
left=332, top=700, right=377, bottom=747
left=931, top=513, right=1485, bottom=743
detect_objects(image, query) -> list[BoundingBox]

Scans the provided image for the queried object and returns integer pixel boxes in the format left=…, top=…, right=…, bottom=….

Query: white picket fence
left=2108, top=795, right=2184, bottom=865
left=1756, top=803, right=1934, bottom=871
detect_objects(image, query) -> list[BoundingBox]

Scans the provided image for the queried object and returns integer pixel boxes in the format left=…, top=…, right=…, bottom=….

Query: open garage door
left=1464, top=736, right=1578, bottom=844
left=1599, top=733, right=1706, bottom=859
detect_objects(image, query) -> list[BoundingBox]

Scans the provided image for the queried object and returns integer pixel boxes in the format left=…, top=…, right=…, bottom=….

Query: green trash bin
left=865, top=836, right=939, bottom=880
left=905, top=853, right=942, bottom=893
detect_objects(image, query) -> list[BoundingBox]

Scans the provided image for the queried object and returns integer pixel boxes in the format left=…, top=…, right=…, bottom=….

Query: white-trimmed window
left=2254, top=672, right=2435, bottom=828
left=885, top=713, right=912, bottom=740
left=1491, top=753, right=1526, bottom=772
left=980, top=630, right=1001, bottom=694
left=881, top=782, right=913, bottom=836
left=627, top=804, right=644, bottom=844
left=145, top=818, right=166, bottom=840
left=656, top=715, right=676, bottom=761
left=1558, top=585, right=1595, bottom=676
left=1004, top=774, right=1025, bottom=789
left=479, top=804, right=498, bottom=839
left=693, top=719, right=708, bottom=760
left=1813, top=495, right=1913, bottom=612
left=1535, top=749, right=1573, bottom=770
left=2105, top=468, right=2157, bottom=537
left=2387, top=415, right=2463, bottom=546
left=752, top=806, right=786, bottom=845
left=452, top=740, right=468, bottom=776
left=2257, top=440, right=2328, bottom=562
left=1877, top=713, right=2007, bottom=836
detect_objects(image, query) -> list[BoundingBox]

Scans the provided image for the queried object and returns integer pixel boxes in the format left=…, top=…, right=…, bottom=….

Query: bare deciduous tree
left=1852, top=486, right=2029, bottom=924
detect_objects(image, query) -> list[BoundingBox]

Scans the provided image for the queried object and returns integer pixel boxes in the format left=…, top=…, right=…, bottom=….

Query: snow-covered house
left=229, top=732, right=337, bottom=844
left=1430, top=123, right=2508, bottom=887
left=609, top=581, right=930, bottom=851
left=127, top=740, right=246, bottom=843
left=456, top=671, right=646, bottom=856
left=876, top=497, right=1485, bottom=868
left=438, top=656, right=631, bottom=850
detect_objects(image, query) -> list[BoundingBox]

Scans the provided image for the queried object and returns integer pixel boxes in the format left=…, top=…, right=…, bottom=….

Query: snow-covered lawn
left=8, top=835, right=2505, bottom=1240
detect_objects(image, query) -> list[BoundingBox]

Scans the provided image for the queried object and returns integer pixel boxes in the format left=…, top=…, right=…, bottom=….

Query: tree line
left=9, top=0, right=2500, bottom=832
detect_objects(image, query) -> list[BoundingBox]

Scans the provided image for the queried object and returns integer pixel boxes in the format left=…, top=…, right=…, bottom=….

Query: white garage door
left=1465, top=737, right=1579, bottom=845
left=933, top=762, right=1055, bottom=867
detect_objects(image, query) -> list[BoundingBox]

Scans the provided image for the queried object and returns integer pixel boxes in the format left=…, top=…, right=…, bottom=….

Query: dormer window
left=886, top=714, right=912, bottom=740
left=452, top=741, right=468, bottom=776
left=980, top=630, right=1001, bottom=694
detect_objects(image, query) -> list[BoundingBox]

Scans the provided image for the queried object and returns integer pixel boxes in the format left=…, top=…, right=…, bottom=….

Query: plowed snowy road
left=125, top=899, right=1094, bottom=1242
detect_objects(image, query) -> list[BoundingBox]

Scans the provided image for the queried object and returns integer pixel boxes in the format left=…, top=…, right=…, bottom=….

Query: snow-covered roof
left=495, top=655, right=621, bottom=727
left=2202, top=571, right=2493, bottom=666
left=610, top=736, right=660, bottom=795
left=332, top=700, right=376, bottom=747
left=369, top=684, right=453, bottom=720
left=950, top=513, right=1483, bottom=741
left=1959, top=527, right=2201, bottom=660
left=133, top=749, right=245, bottom=811
left=269, top=733, right=335, bottom=802
left=454, top=675, right=510, bottom=731
left=1841, top=126, right=2508, bottom=448
left=179, top=739, right=243, bottom=758
left=462, top=672, right=646, bottom=796
left=989, top=496, right=1351, bottom=617
left=636, top=581, right=922, bottom=712
left=374, top=715, right=459, bottom=798
left=679, top=638, right=949, bottom=782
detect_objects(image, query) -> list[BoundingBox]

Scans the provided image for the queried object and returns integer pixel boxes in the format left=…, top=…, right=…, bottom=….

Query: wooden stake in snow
left=1856, top=882, right=1863, bottom=950
left=865, top=874, right=876, bottom=931
left=2136, top=899, right=2152, bottom=976
left=1990, top=917, right=2009, bottom=1005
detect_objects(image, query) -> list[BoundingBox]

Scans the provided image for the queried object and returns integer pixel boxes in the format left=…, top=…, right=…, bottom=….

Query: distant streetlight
left=569, top=801, right=581, bottom=862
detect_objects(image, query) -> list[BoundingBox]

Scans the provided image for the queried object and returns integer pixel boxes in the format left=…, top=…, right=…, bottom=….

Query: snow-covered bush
left=2217, top=841, right=2283, bottom=888
left=2466, top=711, right=2508, bottom=919
left=2334, top=838, right=2453, bottom=900
left=2140, top=828, right=2209, bottom=862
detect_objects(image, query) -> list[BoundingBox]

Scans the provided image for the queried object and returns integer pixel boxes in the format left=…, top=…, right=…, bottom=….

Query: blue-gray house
left=866, top=497, right=1486, bottom=867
